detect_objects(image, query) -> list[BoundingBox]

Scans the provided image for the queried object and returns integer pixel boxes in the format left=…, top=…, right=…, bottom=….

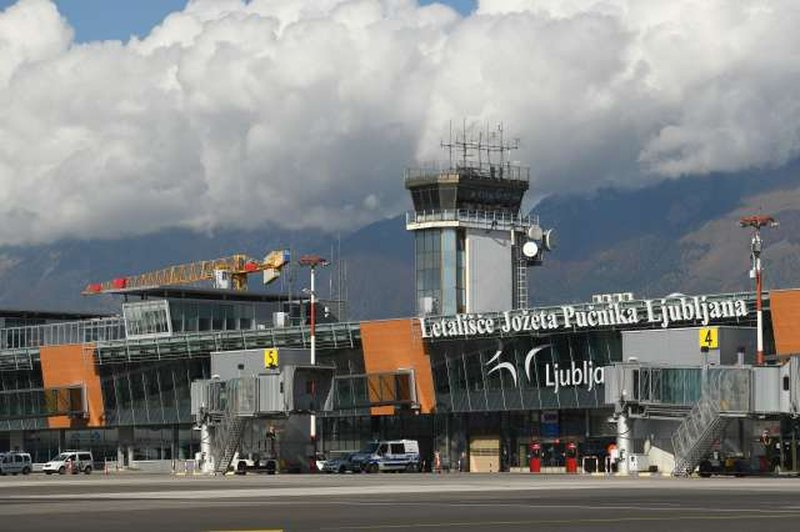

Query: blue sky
left=0, top=0, right=475, bottom=42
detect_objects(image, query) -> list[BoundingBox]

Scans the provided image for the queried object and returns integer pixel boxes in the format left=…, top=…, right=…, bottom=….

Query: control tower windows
left=416, top=230, right=442, bottom=315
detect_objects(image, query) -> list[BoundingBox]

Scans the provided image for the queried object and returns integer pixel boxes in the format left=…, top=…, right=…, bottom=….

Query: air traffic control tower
left=405, top=125, right=554, bottom=316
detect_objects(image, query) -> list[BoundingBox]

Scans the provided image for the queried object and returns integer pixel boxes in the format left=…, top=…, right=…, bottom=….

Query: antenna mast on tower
left=440, top=121, right=520, bottom=177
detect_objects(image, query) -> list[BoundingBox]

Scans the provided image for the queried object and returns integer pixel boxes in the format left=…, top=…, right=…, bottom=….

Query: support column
left=117, top=426, right=134, bottom=469
left=200, top=423, right=213, bottom=474
left=172, top=425, right=179, bottom=459
left=616, top=411, right=632, bottom=475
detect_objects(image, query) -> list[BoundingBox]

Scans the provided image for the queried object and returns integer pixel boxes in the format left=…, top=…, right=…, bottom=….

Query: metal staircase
left=208, top=377, right=255, bottom=475
left=671, top=373, right=727, bottom=477
left=212, top=411, right=249, bottom=474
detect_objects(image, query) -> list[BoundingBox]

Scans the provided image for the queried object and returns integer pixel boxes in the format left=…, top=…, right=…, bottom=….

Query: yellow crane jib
left=83, top=249, right=291, bottom=295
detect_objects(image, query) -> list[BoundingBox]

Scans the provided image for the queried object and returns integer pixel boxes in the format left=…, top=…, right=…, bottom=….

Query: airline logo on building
left=484, top=344, right=604, bottom=392
left=419, top=295, right=748, bottom=339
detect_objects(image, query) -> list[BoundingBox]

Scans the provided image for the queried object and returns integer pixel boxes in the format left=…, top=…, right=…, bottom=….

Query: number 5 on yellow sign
left=264, top=348, right=279, bottom=368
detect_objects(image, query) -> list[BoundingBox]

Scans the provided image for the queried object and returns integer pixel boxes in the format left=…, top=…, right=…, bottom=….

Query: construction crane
left=83, top=250, right=291, bottom=295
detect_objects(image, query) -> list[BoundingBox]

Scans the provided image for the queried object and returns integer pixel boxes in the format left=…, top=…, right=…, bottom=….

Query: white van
left=43, top=451, right=94, bottom=475
left=0, top=452, right=32, bottom=475
left=349, top=440, right=420, bottom=473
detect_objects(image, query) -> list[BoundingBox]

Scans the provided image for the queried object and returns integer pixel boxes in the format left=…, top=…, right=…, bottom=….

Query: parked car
left=0, top=452, right=32, bottom=475
left=349, top=440, right=420, bottom=473
left=43, top=451, right=94, bottom=475
left=321, top=453, right=354, bottom=474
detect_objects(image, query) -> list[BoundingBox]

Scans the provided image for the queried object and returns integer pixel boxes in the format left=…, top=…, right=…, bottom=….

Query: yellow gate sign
left=264, top=348, right=279, bottom=368
left=698, top=327, right=719, bottom=350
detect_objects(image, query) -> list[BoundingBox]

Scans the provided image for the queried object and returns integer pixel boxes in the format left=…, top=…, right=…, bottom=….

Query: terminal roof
left=113, top=286, right=302, bottom=303
left=0, top=309, right=109, bottom=320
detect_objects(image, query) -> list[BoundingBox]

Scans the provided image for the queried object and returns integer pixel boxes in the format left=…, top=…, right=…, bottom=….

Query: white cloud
left=0, top=0, right=799, bottom=245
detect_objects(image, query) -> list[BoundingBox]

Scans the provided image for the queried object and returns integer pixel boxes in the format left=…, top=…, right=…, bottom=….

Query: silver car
left=321, top=453, right=354, bottom=474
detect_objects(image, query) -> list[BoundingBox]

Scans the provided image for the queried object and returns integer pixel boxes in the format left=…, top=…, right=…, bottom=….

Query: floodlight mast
left=298, top=255, right=329, bottom=366
left=739, top=215, right=779, bottom=366
left=298, top=254, right=329, bottom=472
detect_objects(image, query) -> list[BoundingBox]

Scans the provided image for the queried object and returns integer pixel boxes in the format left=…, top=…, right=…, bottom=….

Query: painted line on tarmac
left=5, top=477, right=800, bottom=501
left=5, top=478, right=800, bottom=501
left=319, top=512, right=800, bottom=530
left=314, top=499, right=800, bottom=515
left=0, top=482, right=632, bottom=500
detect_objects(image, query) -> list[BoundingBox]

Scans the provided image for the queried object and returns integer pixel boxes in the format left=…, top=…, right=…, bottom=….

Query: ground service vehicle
left=230, top=452, right=277, bottom=475
left=349, top=440, right=420, bottom=473
left=43, top=451, right=94, bottom=475
left=0, top=452, right=32, bottom=475
left=697, top=451, right=750, bottom=477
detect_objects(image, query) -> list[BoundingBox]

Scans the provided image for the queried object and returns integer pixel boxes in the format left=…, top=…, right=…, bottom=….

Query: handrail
left=406, top=209, right=538, bottom=228
left=0, top=317, right=126, bottom=350
left=404, top=163, right=530, bottom=183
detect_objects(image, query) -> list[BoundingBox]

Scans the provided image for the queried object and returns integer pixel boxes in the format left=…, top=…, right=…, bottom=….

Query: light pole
left=298, top=255, right=328, bottom=471
left=739, top=215, right=779, bottom=366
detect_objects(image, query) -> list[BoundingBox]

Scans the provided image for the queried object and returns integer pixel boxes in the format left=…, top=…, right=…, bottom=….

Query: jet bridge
left=603, top=358, right=800, bottom=476
left=191, top=364, right=335, bottom=474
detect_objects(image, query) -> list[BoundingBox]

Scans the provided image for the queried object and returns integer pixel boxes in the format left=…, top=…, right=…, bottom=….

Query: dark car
left=321, top=453, right=354, bottom=474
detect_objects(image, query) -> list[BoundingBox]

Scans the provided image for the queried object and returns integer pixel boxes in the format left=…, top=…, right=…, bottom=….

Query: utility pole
left=298, top=254, right=328, bottom=471
left=739, top=215, right=779, bottom=366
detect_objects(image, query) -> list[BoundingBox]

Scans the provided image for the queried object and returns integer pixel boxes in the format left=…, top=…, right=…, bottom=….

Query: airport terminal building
left=2, top=287, right=797, bottom=474
left=1, top=137, right=799, bottom=476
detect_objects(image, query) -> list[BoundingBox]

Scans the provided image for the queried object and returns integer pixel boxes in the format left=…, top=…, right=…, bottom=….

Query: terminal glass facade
left=0, top=367, right=46, bottom=431
left=319, top=329, right=622, bottom=471
left=168, top=300, right=274, bottom=332
left=429, top=330, right=620, bottom=413
left=98, top=358, right=208, bottom=426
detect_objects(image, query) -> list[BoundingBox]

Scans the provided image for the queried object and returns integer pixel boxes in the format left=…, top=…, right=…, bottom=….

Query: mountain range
left=1, top=163, right=799, bottom=320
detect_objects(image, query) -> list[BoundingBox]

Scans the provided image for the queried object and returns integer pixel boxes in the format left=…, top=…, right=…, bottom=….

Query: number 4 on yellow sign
left=698, top=327, right=719, bottom=350
left=264, top=348, right=279, bottom=368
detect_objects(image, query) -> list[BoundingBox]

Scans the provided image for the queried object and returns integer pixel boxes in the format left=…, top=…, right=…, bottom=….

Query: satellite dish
left=543, top=229, right=556, bottom=251
left=527, top=225, right=543, bottom=241
left=522, top=241, right=539, bottom=258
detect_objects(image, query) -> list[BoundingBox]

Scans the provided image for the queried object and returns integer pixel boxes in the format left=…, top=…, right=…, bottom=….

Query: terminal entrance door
left=469, top=436, right=499, bottom=473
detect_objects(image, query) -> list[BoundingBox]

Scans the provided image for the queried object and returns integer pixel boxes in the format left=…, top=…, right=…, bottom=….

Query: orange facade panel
left=359, top=319, right=436, bottom=415
left=770, top=290, right=800, bottom=356
left=39, top=344, right=105, bottom=428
